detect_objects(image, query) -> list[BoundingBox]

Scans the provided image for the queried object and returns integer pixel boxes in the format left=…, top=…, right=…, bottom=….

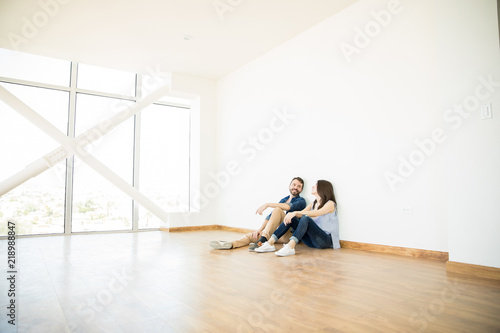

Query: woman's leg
left=268, top=221, right=292, bottom=245
left=258, top=218, right=302, bottom=254
left=276, top=229, right=292, bottom=244
left=304, top=221, right=333, bottom=249
left=289, top=216, right=333, bottom=249
left=288, top=216, right=311, bottom=247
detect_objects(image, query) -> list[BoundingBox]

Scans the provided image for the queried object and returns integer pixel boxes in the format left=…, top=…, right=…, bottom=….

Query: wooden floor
left=1, top=230, right=500, bottom=333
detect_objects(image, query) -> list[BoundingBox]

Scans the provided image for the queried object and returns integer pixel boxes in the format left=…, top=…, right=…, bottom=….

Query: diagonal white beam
left=0, top=84, right=172, bottom=222
left=0, top=82, right=170, bottom=196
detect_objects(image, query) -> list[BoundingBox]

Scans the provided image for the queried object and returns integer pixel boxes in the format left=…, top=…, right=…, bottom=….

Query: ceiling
left=0, top=0, right=357, bottom=80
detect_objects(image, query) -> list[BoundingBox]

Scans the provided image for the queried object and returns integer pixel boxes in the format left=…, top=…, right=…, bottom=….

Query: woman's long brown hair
left=313, top=180, right=336, bottom=210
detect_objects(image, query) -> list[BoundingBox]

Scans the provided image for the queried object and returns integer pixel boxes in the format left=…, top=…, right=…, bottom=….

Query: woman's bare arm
left=283, top=201, right=335, bottom=224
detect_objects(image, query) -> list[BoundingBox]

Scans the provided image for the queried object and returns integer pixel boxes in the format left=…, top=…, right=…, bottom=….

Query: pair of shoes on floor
left=249, top=241, right=262, bottom=252
left=255, top=242, right=295, bottom=256
left=209, top=240, right=233, bottom=250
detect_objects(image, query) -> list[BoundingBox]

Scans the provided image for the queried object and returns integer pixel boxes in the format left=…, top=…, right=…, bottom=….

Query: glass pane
left=0, top=83, right=68, bottom=236
left=72, top=106, right=134, bottom=233
left=72, top=164, right=133, bottom=233
left=0, top=48, right=70, bottom=86
left=0, top=83, right=68, bottom=183
left=77, top=63, right=136, bottom=96
left=0, top=161, right=66, bottom=236
left=75, top=93, right=133, bottom=136
left=139, top=104, right=190, bottom=229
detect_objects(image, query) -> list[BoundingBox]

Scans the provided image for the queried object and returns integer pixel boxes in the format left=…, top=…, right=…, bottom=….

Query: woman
left=255, top=180, right=340, bottom=256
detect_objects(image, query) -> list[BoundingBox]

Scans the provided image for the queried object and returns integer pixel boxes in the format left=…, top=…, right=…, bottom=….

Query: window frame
left=0, top=53, right=192, bottom=236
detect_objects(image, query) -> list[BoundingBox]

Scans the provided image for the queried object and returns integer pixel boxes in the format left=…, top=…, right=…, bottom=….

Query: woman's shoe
left=275, top=244, right=295, bottom=256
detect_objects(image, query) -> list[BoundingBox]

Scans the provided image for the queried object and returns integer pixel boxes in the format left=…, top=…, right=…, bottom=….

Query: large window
left=0, top=48, right=192, bottom=236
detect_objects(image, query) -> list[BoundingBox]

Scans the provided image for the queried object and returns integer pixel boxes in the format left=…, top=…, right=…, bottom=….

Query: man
left=209, top=177, right=306, bottom=251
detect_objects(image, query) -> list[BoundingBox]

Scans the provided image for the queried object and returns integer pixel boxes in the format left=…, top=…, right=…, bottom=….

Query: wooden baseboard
left=162, top=225, right=253, bottom=234
left=214, top=225, right=254, bottom=233
left=161, top=225, right=216, bottom=232
left=446, top=261, right=500, bottom=281
left=340, top=240, right=449, bottom=261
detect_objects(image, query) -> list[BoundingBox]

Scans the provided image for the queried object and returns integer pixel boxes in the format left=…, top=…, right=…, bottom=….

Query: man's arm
left=287, top=197, right=306, bottom=212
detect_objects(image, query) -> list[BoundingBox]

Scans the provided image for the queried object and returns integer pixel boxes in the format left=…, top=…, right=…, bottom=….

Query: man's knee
left=270, top=207, right=285, bottom=219
left=246, top=232, right=257, bottom=242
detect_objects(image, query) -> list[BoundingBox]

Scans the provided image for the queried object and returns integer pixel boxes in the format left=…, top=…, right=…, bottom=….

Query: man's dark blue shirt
left=265, top=195, right=306, bottom=221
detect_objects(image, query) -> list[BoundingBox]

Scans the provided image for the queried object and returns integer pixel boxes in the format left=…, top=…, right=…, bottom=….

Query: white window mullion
left=132, top=74, right=141, bottom=231
left=64, top=62, right=78, bottom=234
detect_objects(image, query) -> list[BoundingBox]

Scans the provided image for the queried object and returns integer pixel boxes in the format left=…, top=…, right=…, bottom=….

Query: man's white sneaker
left=209, top=240, right=233, bottom=250
left=255, top=242, right=276, bottom=253
left=275, top=244, right=295, bottom=256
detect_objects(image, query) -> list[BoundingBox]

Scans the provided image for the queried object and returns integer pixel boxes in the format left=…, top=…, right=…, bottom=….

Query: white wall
left=438, top=0, right=500, bottom=268
left=216, top=0, right=500, bottom=268
left=165, top=72, right=219, bottom=228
